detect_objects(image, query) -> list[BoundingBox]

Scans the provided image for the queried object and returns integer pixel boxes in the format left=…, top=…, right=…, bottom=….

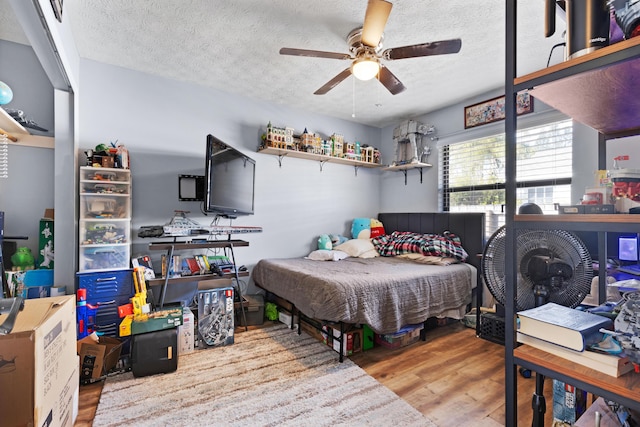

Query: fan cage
left=481, top=226, right=593, bottom=312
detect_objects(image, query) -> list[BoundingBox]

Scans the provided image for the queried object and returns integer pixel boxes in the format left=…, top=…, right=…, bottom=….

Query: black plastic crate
left=479, top=312, right=505, bottom=344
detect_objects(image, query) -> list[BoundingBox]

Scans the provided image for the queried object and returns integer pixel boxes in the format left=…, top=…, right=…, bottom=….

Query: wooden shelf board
left=515, top=37, right=640, bottom=136
left=0, top=108, right=54, bottom=148
left=514, top=345, right=640, bottom=409
left=147, top=271, right=249, bottom=286
left=148, top=239, right=249, bottom=251
left=515, top=213, right=640, bottom=224
left=382, top=162, right=432, bottom=171
left=0, top=107, right=28, bottom=135
left=516, top=37, right=640, bottom=85
left=258, top=147, right=382, bottom=168
left=5, top=134, right=54, bottom=149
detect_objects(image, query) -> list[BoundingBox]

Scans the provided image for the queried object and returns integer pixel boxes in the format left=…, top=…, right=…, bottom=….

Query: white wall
left=77, top=59, right=382, bottom=294
left=0, top=40, right=54, bottom=259
left=377, top=88, right=635, bottom=212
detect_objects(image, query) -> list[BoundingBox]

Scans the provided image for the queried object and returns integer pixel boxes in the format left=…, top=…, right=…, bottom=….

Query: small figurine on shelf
left=11, top=247, right=35, bottom=271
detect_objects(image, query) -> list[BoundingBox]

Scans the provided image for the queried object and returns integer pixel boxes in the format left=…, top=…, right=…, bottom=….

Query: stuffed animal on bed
left=330, top=234, right=348, bottom=246
left=370, top=218, right=385, bottom=238
left=351, top=218, right=386, bottom=239
left=351, top=218, right=371, bottom=239
left=318, top=234, right=332, bottom=250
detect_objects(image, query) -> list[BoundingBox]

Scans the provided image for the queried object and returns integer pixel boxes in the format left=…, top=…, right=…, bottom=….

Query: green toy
left=265, top=302, right=278, bottom=321
left=11, top=247, right=35, bottom=271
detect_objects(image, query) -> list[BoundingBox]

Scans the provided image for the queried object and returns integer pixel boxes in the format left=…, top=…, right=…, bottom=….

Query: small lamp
left=351, top=57, right=380, bottom=81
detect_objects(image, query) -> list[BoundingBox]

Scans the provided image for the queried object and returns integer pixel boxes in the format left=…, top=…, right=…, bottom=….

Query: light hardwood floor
left=75, top=322, right=553, bottom=426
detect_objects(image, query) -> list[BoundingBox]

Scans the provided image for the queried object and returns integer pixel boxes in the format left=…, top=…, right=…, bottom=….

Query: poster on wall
left=464, top=92, right=533, bottom=129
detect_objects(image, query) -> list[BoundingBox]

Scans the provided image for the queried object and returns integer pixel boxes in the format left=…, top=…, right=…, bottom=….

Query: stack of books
left=517, top=303, right=633, bottom=377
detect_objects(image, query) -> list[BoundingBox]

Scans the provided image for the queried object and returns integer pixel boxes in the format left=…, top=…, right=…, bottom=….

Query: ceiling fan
left=279, top=0, right=462, bottom=96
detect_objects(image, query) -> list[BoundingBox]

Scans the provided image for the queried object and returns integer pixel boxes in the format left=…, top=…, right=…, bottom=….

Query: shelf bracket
left=276, top=153, right=287, bottom=168
left=354, top=165, right=360, bottom=177
left=319, top=160, right=328, bottom=172
left=402, top=170, right=408, bottom=185
left=419, top=167, right=423, bottom=184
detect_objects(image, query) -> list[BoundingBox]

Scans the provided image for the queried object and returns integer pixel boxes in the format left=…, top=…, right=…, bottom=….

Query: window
left=439, top=119, right=573, bottom=237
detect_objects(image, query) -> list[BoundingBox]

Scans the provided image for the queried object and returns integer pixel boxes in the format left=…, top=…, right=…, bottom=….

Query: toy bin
left=375, top=324, right=424, bottom=349
left=235, top=294, right=265, bottom=327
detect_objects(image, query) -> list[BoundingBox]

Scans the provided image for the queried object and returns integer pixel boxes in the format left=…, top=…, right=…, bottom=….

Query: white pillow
left=305, top=250, right=349, bottom=261
left=358, top=248, right=380, bottom=259
left=334, top=239, right=378, bottom=258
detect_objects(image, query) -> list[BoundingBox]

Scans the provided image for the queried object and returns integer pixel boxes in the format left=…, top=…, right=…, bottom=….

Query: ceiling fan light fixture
left=351, top=57, right=380, bottom=81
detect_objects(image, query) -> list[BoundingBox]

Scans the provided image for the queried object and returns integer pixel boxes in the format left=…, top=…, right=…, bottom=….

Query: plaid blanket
left=372, top=231, right=469, bottom=261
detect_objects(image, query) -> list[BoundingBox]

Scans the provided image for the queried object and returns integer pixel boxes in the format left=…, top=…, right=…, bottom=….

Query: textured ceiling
left=0, top=0, right=566, bottom=128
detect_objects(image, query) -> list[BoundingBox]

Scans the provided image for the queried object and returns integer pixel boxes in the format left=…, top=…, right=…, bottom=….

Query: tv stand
left=147, top=239, right=251, bottom=330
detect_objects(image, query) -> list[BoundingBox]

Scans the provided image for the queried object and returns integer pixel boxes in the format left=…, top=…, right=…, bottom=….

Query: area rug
left=93, top=323, right=436, bottom=426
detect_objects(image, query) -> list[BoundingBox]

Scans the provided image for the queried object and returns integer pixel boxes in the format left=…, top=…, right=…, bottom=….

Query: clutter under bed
left=251, top=212, right=486, bottom=335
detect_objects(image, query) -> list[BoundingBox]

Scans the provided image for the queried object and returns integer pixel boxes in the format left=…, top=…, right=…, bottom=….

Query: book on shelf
left=517, top=332, right=633, bottom=377
left=517, top=302, right=613, bottom=352
left=183, top=257, right=201, bottom=275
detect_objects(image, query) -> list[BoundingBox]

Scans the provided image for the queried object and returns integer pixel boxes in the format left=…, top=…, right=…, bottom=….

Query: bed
left=251, top=212, right=486, bottom=340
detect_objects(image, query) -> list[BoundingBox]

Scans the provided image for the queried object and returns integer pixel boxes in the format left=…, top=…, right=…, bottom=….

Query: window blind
left=439, top=119, right=573, bottom=236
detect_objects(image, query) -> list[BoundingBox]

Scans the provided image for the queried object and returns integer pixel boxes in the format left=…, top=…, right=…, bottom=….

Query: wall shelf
left=0, top=108, right=54, bottom=149
left=258, top=147, right=382, bottom=174
left=382, top=162, right=432, bottom=185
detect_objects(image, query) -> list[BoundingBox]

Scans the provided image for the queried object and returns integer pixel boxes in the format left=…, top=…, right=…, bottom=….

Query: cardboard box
left=197, top=287, right=234, bottom=347
left=0, top=295, right=78, bottom=427
left=331, top=327, right=362, bottom=356
left=552, top=380, right=587, bottom=426
left=131, top=307, right=183, bottom=335
left=278, top=310, right=298, bottom=329
left=38, top=212, right=54, bottom=269
left=77, top=334, right=123, bottom=382
left=558, top=204, right=614, bottom=214
left=178, top=307, right=195, bottom=355
left=119, top=314, right=133, bottom=337
left=6, top=269, right=54, bottom=299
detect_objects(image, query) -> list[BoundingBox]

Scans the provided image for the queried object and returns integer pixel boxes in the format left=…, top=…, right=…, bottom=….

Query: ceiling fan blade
left=361, top=0, right=392, bottom=47
left=314, top=68, right=352, bottom=95
left=383, top=39, right=462, bottom=60
left=378, top=65, right=405, bottom=95
left=279, top=48, right=352, bottom=60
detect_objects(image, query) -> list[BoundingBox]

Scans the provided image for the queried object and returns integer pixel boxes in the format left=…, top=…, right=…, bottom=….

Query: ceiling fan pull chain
left=352, top=78, right=356, bottom=118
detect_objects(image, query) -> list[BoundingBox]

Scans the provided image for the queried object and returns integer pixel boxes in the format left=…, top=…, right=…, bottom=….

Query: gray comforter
left=251, top=256, right=475, bottom=334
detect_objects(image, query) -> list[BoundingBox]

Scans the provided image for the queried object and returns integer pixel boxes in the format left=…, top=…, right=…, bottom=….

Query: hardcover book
left=517, top=332, right=633, bottom=377
left=517, top=303, right=613, bottom=352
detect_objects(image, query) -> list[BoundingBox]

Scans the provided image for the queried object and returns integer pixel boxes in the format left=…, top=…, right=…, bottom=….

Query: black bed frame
left=265, top=212, right=487, bottom=362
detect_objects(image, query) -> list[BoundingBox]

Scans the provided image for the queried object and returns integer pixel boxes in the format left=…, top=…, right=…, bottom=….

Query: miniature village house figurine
left=392, top=120, right=435, bottom=166
left=265, top=122, right=294, bottom=149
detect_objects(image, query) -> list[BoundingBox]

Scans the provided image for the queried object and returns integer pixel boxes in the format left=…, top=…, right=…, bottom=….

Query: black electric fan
left=481, top=226, right=593, bottom=426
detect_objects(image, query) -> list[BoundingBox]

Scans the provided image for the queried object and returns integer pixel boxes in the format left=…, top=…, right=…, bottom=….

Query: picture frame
left=464, top=92, right=533, bottom=129
left=50, top=0, right=63, bottom=23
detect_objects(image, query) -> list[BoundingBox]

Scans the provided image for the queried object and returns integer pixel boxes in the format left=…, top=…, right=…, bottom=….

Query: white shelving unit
left=78, top=166, right=131, bottom=272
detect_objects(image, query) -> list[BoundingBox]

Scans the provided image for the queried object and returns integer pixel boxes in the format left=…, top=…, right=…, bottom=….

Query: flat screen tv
left=204, top=134, right=256, bottom=218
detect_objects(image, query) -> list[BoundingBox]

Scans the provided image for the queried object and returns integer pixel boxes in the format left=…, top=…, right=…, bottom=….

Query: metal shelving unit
left=504, top=2, right=640, bottom=424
